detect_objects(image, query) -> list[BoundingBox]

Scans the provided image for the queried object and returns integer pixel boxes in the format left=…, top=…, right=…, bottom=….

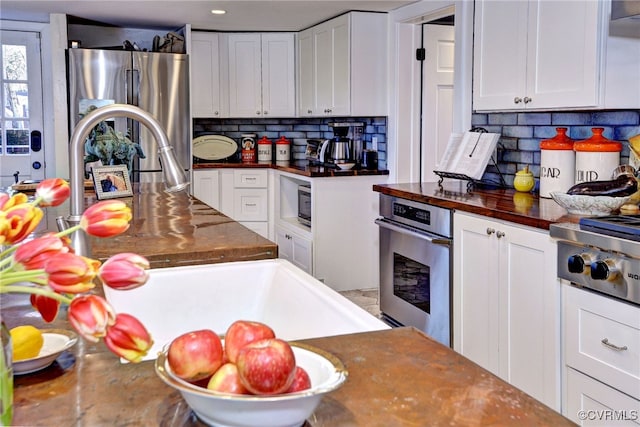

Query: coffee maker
left=325, top=122, right=364, bottom=166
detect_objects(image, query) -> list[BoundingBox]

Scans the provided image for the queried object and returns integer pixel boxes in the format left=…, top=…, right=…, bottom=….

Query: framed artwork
left=92, top=165, right=133, bottom=200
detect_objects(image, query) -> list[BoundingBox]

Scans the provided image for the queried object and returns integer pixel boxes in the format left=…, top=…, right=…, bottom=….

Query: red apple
left=286, top=366, right=312, bottom=393
left=224, top=320, right=275, bottom=363
left=167, top=329, right=224, bottom=382
left=207, top=363, right=249, bottom=395
left=236, top=338, right=296, bottom=395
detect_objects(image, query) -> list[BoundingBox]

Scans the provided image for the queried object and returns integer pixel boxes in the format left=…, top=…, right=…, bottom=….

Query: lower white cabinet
left=453, top=211, right=561, bottom=411
left=192, top=169, right=220, bottom=209
left=275, top=224, right=312, bottom=274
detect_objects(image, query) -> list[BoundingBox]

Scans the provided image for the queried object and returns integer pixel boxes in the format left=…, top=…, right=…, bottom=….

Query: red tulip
left=80, top=200, right=132, bottom=238
left=30, top=293, right=61, bottom=323
left=35, top=178, right=70, bottom=207
left=14, top=234, right=70, bottom=270
left=99, top=253, right=150, bottom=290
left=44, top=252, right=100, bottom=293
left=68, top=295, right=116, bottom=342
left=104, top=313, right=153, bottom=363
left=0, top=203, right=44, bottom=245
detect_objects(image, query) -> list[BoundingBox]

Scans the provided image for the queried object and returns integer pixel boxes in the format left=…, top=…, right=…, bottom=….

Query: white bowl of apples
left=154, top=320, right=348, bottom=427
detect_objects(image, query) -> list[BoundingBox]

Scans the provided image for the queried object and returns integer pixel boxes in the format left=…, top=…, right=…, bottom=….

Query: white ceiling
left=0, top=0, right=419, bottom=31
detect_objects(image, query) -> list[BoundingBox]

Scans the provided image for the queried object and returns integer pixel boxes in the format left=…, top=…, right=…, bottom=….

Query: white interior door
left=1, top=30, right=44, bottom=187
left=421, top=24, right=455, bottom=183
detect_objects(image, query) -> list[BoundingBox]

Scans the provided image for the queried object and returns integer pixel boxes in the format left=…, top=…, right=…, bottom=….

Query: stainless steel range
left=551, top=215, right=640, bottom=305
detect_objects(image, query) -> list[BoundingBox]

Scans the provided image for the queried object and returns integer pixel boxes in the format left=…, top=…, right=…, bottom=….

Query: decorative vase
left=0, top=319, right=13, bottom=426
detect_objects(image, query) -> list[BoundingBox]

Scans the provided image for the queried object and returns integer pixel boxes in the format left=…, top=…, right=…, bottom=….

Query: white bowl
left=155, top=342, right=347, bottom=427
left=13, top=329, right=78, bottom=375
left=335, top=162, right=355, bottom=170
left=550, top=192, right=632, bottom=215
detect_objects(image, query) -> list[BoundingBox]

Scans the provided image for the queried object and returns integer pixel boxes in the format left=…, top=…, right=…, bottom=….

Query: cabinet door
left=526, top=0, right=600, bottom=109
left=261, top=33, right=295, bottom=117
left=297, top=29, right=315, bottom=116
left=192, top=170, right=219, bottom=209
left=314, top=14, right=349, bottom=116
left=473, top=0, right=528, bottom=111
left=275, top=225, right=294, bottom=262
left=453, top=212, right=501, bottom=375
left=291, top=234, right=312, bottom=275
left=228, top=33, right=262, bottom=117
left=499, top=222, right=560, bottom=410
left=191, top=32, right=222, bottom=118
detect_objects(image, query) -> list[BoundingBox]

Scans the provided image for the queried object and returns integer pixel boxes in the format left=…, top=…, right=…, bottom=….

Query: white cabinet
left=192, top=169, right=220, bottom=209
left=453, top=211, right=561, bottom=410
left=191, top=32, right=225, bottom=118
left=473, top=0, right=602, bottom=111
left=297, top=12, right=387, bottom=117
left=275, top=224, right=312, bottom=274
left=227, top=33, right=295, bottom=118
left=563, top=284, right=640, bottom=423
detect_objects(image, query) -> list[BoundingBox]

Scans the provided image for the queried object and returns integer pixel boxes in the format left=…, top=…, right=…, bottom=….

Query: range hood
left=611, top=0, right=640, bottom=20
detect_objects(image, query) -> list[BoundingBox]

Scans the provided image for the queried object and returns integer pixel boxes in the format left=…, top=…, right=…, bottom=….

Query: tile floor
left=339, top=288, right=381, bottom=317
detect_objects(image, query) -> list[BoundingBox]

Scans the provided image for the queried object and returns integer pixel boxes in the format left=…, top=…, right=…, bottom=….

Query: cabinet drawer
left=564, top=285, right=640, bottom=400
left=233, top=169, right=268, bottom=188
left=233, top=189, right=268, bottom=221
left=566, top=368, right=640, bottom=425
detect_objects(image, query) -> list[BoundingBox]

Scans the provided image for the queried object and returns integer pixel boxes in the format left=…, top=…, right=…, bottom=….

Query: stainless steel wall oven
left=376, top=194, right=453, bottom=346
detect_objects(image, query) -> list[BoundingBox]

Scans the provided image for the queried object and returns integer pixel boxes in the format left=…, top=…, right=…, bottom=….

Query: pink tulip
left=30, top=294, right=61, bottom=323
left=44, top=252, right=99, bottom=294
left=0, top=203, right=44, bottom=244
left=14, top=234, right=70, bottom=270
left=104, top=313, right=153, bottom=363
left=68, top=295, right=116, bottom=342
left=80, top=200, right=132, bottom=238
left=98, top=253, right=150, bottom=291
left=35, top=178, right=70, bottom=207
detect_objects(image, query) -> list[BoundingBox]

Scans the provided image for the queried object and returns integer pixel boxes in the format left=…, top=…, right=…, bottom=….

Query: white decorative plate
left=193, top=135, right=238, bottom=161
left=13, top=329, right=78, bottom=375
left=550, top=192, right=632, bottom=215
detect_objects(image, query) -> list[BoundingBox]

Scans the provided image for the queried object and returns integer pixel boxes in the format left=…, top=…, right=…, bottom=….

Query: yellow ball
left=10, top=325, right=44, bottom=361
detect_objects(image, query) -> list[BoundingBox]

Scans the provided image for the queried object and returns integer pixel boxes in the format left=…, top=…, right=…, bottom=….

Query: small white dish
left=13, top=329, right=78, bottom=375
left=155, top=341, right=348, bottom=427
left=336, top=162, right=355, bottom=170
left=550, top=192, right=632, bottom=215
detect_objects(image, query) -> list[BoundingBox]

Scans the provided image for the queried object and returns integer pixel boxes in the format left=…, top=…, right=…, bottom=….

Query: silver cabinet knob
left=496, top=230, right=505, bottom=238
left=514, top=97, right=523, bottom=104
left=486, top=228, right=495, bottom=235
left=263, top=111, right=268, bottom=115
left=523, top=97, right=532, bottom=104
left=307, top=109, right=312, bottom=114
left=256, top=111, right=261, bottom=115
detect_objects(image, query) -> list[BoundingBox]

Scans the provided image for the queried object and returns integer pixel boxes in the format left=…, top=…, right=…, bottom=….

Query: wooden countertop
left=194, top=160, right=390, bottom=178
left=374, top=181, right=582, bottom=230
left=6, top=294, right=573, bottom=427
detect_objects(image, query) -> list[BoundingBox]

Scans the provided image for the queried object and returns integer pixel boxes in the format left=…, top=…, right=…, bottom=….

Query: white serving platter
left=193, top=134, right=238, bottom=161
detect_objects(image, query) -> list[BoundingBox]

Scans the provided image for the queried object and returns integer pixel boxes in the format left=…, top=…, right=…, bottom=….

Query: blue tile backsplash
left=472, top=110, right=640, bottom=188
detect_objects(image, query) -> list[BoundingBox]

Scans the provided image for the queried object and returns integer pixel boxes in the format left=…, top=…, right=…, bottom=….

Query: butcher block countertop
left=374, top=181, right=581, bottom=230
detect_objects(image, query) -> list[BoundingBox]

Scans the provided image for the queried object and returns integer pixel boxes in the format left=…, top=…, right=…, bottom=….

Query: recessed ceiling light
left=211, top=9, right=226, bottom=15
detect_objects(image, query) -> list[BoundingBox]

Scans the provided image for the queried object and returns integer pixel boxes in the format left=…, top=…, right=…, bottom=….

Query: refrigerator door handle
left=126, top=68, right=140, bottom=145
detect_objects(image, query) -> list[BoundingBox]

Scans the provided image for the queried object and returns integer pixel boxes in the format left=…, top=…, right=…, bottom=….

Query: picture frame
left=91, top=165, right=133, bottom=200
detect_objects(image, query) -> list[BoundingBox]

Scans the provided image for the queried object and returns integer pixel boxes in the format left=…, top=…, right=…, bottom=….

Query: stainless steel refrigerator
left=67, top=48, right=190, bottom=183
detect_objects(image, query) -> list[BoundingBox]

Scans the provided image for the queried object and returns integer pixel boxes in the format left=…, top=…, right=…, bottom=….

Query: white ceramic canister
left=573, top=128, right=621, bottom=184
left=257, top=136, right=272, bottom=164
left=275, top=136, right=290, bottom=163
left=539, top=128, right=575, bottom=198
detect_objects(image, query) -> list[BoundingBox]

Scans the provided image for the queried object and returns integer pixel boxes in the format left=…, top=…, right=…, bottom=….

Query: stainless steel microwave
left=298, top=184, right=311, bottom=226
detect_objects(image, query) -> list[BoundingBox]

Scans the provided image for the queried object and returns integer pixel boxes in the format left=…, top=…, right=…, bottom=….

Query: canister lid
left=257, top=136, right=271, bottom=145
left=574, top=127, right=622, bottom=152
left=276, top=136, right=290, bottom=144
left=540, top=127, right=575, bottom=150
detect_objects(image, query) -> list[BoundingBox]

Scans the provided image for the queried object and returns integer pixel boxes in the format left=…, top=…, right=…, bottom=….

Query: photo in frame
left=92, top=165, right=133, bottom=200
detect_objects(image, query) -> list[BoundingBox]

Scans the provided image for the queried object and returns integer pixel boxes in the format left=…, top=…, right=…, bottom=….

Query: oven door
left=376, top=218, right=452, bottom=347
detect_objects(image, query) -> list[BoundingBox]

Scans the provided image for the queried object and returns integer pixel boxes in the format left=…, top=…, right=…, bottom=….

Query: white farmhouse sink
left=104, top=259, right=389, bottom=361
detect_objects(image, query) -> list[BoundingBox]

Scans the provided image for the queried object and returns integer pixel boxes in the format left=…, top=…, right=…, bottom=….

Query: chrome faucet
left=60, top=103, right=189, bottom=255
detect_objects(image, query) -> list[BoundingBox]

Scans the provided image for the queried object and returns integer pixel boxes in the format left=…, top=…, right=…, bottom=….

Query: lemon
left=10, top=325, right=44, bottom=361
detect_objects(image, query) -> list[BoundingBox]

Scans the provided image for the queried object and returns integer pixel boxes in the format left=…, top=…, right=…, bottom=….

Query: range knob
left=590, top=259, right=619, bottom=281
left=568, top=254, right=591, bottom=274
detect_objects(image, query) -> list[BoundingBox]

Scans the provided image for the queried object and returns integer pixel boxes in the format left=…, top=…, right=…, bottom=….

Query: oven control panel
left=557, top=241, right=640, bottom=305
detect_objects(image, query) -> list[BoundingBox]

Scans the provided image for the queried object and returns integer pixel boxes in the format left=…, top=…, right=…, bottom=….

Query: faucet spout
left=67, top=104, right=189, bottom=255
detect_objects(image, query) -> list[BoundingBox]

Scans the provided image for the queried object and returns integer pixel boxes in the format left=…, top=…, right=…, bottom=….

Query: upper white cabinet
left=473, top=0, right=602, bottom=111
left=297, top=12, right=388, bottom=117
left=453, top=211, right=561, bottom=411
left=227, top=33, right=296, bottom=118
left=191, top=31, right=225, bottom=118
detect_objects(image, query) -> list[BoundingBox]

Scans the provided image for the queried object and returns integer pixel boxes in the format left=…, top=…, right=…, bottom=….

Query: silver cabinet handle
left=523, top=96, right=532, bottom=104
left=601, top=338, right=628, bottom=351
left=263, top=111, right=268, bottom=115
left=514, top=97, right=523, bottom=104
left=496, top=231, right=505, bottom=238
left=375, top=218, right=451, bottom=246
left=486, top=228, right=496, bottom=235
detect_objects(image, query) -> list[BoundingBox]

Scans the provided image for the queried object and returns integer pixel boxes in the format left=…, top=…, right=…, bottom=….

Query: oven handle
left=375, top=218, right=451, bottom=246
